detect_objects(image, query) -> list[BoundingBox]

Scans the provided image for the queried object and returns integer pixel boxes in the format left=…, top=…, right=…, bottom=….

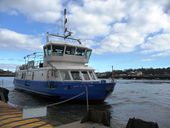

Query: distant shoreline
left=0, top=74, right=15, bottom=77
left=98, top=76, right=170, bottom=80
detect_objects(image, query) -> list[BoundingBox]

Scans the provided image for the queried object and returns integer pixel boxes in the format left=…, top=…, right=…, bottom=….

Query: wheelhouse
left=43, top=42, right=92, bottom=64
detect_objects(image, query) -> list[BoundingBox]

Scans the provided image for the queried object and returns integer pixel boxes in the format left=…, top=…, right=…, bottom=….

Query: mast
left=63, top=9, right=72, bottom=39
left=46, top=9, right=81, bottom=44
left=64, top=9, right=67, bottom=38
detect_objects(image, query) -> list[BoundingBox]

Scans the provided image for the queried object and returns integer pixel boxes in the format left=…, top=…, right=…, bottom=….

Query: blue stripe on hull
left=13, top=79, right=115, bottom=101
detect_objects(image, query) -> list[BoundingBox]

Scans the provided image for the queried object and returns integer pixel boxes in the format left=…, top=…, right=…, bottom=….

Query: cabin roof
left=43, top=41, right=92, bottom=50
left=18, top=66, right=94, bottom=71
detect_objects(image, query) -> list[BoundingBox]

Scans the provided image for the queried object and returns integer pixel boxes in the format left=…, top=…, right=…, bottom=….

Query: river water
left=1, top=77, right=170, bottom=127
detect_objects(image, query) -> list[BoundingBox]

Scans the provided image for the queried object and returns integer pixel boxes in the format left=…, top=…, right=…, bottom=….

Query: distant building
left=128, top=71, right=143, bottom=76
left=136, top=71, right=143, bottom=76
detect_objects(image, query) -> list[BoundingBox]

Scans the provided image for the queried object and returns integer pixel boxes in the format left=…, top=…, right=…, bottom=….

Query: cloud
left=66, top=0, right=170, bottom=57
left=141, top=33, right=170, bottom=57
left=92, top=22, right=144, bottom=54
left=0, top=63, right=18, bottom=71
left=0, top=0, right=62, bottom=23
left=0, top=28, right=43, bottom=51
left=68, top=0, right=126, bottom=39
left=0, top=0, right=170, bottom=58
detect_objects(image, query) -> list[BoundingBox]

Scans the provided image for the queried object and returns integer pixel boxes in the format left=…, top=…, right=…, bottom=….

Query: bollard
left=81, top=109, right=111, bottom=126
left=126, top=117, right=159, bottom=128
left=0, top=87, right=9, bottom=103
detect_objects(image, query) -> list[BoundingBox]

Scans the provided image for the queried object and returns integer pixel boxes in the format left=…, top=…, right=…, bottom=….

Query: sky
left=0, top=0, right=170, bottom=72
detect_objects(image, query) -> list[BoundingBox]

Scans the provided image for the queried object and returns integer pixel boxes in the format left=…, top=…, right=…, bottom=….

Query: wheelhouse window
left=71, top=71, right=82, bottom=80
left=65, top=46, right=75, bottom=55
left=45, top=45, right=52, bottom=56
left=82, top=71, right=90, bottom=80
left=89, top=71, right=96, bottom=80
left=85, top=50, right=92, bottom=60
left=75, top=48, right=85, bottom=56
left=52, top=45, right=64, bottom=56
left=60, top=70, right=71, bottom=80
left=44, top=46, right=47, bottom=56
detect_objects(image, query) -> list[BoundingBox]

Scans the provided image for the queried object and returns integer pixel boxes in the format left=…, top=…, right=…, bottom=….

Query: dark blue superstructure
left=14, top=79, right=115, bottom=102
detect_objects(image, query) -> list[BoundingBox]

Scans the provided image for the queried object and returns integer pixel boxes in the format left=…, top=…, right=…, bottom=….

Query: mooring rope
left=46, top=91, right=85, bottom=107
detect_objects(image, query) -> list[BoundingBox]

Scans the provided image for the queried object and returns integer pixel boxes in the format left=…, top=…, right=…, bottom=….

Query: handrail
left=46, top=61, right=57, bottom=71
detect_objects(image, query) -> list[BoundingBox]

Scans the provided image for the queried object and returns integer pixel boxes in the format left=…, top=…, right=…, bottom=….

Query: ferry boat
left=13, top=9, right=115, bottom=102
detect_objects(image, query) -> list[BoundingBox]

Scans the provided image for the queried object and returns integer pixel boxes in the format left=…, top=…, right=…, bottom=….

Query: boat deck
left=0, top=101, right=54, bottom=128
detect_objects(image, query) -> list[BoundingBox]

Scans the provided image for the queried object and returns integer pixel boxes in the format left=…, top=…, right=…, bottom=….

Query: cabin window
left=75, top=48, right=85, bottom=56
left=65, top=46, right=75, bottom=55
left=85, top=50, right=92, bottom=60
left=82, top=71, right=90, bottom=80
left=32, top=72, right=34, bottom=80
left=47, top=45, right=52, bottom=56
left=60, top=70, right=71, bottom=80
left=21, top=72, right=26, bottom=79
left=52, top=45, right=64, bottom=56
left=89, top=71, right=96, bottom=80
left=71, top=71, right=82, bottom=80
left=51, top=70, right=59, bottom=78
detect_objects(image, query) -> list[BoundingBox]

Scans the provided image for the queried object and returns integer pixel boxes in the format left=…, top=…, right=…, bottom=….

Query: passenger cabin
left=43, top=42, right=92, bottom=67
left=16, top=41, right=98, bottom=81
